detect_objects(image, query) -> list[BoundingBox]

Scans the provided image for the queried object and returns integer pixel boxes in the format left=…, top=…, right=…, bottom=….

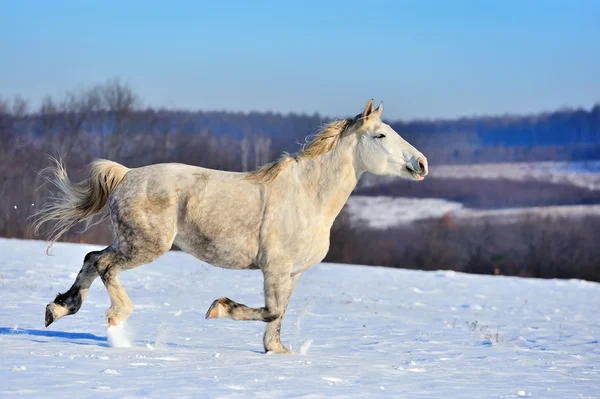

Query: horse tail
left=31, top=156, right=130, bottom=251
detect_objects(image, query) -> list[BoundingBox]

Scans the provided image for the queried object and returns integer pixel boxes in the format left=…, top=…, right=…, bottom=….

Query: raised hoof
left=205, top=298, right=227, bottom=319
left=45, top=304, right=55, bottom=327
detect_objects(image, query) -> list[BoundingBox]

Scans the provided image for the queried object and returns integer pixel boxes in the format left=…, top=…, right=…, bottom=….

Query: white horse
left=33, top=99, right=428, bottom=353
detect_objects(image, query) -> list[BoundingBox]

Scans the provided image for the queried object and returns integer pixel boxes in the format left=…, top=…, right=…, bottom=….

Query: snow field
left=0, top=239, right=598, bottom=398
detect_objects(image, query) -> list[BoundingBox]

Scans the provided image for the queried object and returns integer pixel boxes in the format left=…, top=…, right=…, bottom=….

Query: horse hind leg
left=45, top=251, right=101, bottom=327
left=93, top=249, right=135, bottom=327
left=44, top=181, right=177, bottom=329
left=44, top=246, right=136, bottom=327
left=92, top=239, right=171, bottom=327
left=89, top=193, right=176, bottom=327
left=45, top=236, right=172, bottom=328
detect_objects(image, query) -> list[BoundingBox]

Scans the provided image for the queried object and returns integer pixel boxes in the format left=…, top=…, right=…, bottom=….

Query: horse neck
left=295, top=136, right=362, bottom=225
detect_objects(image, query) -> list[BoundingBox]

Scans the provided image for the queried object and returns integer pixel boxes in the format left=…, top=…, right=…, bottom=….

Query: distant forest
left=2, top=78, right=600, bottom=166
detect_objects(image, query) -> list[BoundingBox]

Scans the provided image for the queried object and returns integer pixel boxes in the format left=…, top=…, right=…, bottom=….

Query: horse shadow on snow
left=0, top=327, right=219, bottom=350
left=0, top=327, right=110, bottom=347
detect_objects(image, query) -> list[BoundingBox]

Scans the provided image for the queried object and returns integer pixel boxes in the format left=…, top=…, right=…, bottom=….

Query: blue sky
left=1, top=0, right=599, bottom=120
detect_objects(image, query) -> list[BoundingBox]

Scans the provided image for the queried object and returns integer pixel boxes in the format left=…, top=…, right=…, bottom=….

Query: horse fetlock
left=262, top=311, right=282, bottom=323
left=53, top=288, right=84, bottom=315
left=45, top=287, right=86, bottom=327
left=106, top=305, right=132, bottom=326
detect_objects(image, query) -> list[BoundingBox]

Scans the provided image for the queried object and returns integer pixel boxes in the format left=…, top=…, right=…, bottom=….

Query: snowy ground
left=345, top=196, right=600, bottom=228
left=345, top=197, right=464, bottom=228
left=359, top=160, right=600, bottom=191
left=431, top=161, right=600, bottom=190
left=0, top=238, right=599, bottom=398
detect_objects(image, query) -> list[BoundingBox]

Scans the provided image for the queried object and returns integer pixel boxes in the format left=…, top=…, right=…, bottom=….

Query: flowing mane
left=246, top=115, right=360, bottom=183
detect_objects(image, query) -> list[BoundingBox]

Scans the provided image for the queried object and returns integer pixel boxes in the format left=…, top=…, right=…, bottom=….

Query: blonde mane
left=246, top=116, right=359, bottom=183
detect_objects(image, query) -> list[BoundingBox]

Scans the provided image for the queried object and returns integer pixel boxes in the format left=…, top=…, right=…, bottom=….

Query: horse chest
left=290, top=232, right=330, bottom=274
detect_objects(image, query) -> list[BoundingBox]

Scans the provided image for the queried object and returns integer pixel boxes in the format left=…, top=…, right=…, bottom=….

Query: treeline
left=2, top=78, right=600, bottom=167
left=1, top=79, right=275, bottom=172
left=390, top=105, right=600, bottom=147
left=326, top=211, right=600, bottom=283
left=355, top=178, right=600, bottom=209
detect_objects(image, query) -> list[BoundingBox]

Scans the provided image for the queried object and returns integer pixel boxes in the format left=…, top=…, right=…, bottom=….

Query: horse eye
left=375, top=134, right=386, bottom=139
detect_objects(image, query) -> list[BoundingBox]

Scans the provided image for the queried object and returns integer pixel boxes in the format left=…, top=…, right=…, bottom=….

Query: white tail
left=31, top=156, right=129, bottom=251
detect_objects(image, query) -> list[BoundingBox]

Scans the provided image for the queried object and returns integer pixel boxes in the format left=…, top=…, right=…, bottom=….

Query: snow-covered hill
left=345, top=196, right=600, bottom=228
left=0, top=238, right=598, bottom=398
left=359, top=160, right=600, bottom=191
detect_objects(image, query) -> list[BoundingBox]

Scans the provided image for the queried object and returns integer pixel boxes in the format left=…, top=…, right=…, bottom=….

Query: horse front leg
left=263, top=273, right=300, bottom=354
left=205, top=269, right=300, bottom=354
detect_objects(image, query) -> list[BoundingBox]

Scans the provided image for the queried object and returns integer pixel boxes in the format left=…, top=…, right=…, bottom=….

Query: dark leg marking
left=45, top=250, right=103, bottom=327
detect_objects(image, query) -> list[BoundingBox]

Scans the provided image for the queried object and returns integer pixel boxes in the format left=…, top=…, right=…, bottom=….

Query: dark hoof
left=45, top=304, right=55, bottom=327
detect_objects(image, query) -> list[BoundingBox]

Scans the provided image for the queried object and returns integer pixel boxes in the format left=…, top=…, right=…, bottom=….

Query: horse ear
left=362, top=99, right=374, bottom=119
left=374, top=101, right=383, bottom=117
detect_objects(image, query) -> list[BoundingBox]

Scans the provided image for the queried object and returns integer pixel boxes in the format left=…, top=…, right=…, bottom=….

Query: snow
left=359, top=160, right=600, bottom=191
left=345, top=196, right=464, bottom=228
left=106, top=323, right=133, bottom=348
left=346, top=195, right=600, bottom=228
left=456, top=204, right=600, bottom=223
left=431, top=161, right=600, bottom=191
left=0, top=238, right=599, bottom=398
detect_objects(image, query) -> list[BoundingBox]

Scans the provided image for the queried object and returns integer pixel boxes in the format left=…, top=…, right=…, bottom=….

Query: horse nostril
left=418, top=157, right=427, bottom=173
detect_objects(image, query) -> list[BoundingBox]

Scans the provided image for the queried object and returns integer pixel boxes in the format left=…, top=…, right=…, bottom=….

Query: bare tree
left=0, top=95, right=29, bottom=145
left=253, top=135, right=271, bottom=169
left=63, top=87, right=101, bottom=134
left=241, top=136, right=250, bottom=171
left=12, top=95, right=28, bottom=117
left=98, top=78, right=141, bottom=159
left=39, top=87, right=102, bottom=154
left=40, top=96, right=58, bottom=149
left=154, top=109, right=173, bottom=161
left=0, top=97, right=11, bottom=142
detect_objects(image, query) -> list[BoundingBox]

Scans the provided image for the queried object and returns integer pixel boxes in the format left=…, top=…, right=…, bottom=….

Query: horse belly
left=174, top=230, right=258, bottom=270
left=176, top=177, right=263, bottom=270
